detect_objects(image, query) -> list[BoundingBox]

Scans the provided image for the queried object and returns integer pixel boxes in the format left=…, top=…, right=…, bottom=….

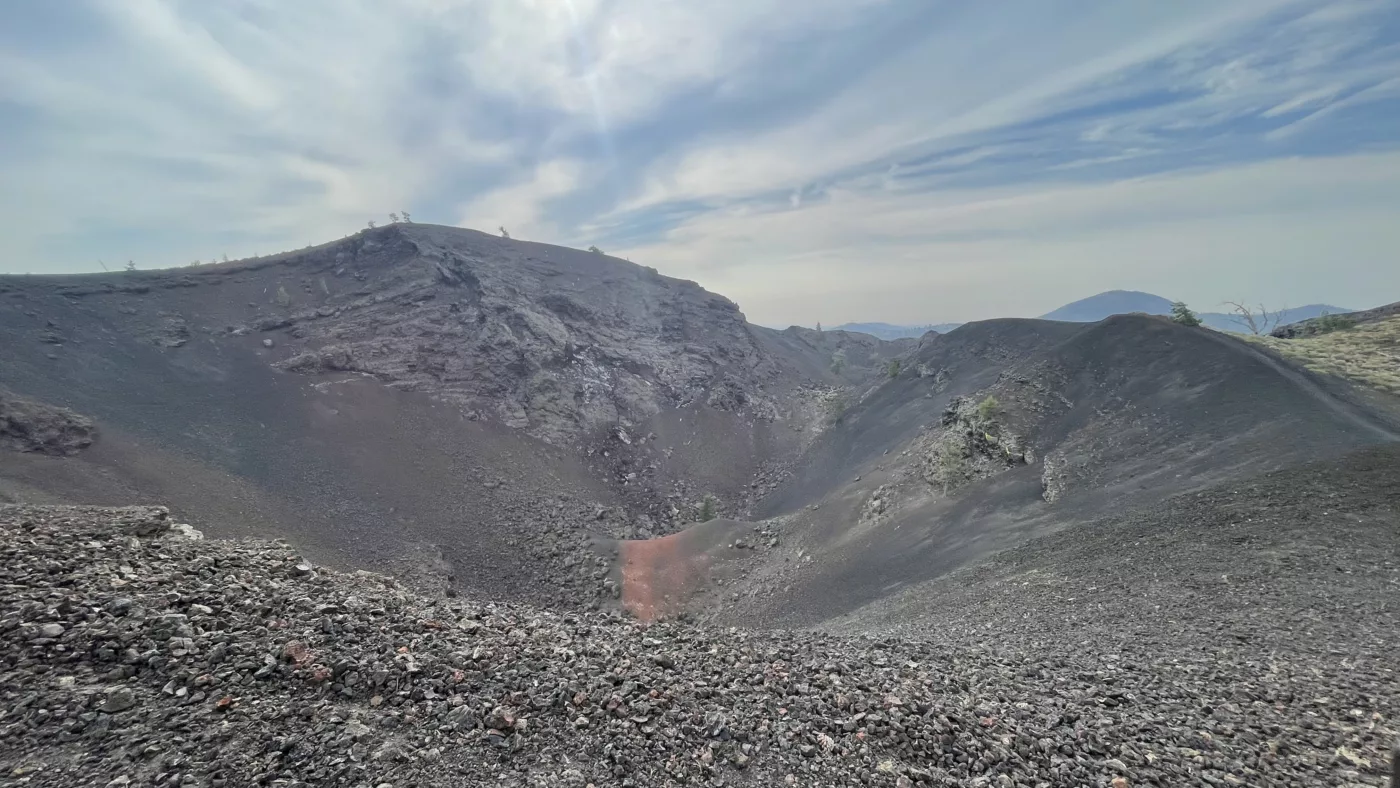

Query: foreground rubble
left=2, top=503, right=1396, bottom=787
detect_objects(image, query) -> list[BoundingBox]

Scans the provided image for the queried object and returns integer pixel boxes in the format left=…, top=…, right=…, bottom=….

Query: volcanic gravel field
left=3, top=449, right=1397, bottom=788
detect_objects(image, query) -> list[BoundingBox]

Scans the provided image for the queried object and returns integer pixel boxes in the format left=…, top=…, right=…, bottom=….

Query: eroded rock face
left=260, top=226, right=786, bottom=444
left=0, top=388, right=96, bottom=456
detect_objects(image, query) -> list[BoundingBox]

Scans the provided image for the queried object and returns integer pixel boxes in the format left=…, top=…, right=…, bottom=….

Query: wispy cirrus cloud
left=2, top=0, right=1398, bottom=323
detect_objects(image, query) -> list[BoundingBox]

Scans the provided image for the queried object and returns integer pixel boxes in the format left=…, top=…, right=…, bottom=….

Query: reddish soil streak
left=619, top=532, right=712, bottom=622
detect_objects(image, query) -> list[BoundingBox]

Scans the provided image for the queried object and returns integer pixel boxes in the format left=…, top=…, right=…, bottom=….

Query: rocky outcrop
left=0, top=389, right=95, bottom=456
left=917, top=394, right=1030, bottom=494
left=252, top=225, right=791, bottom=444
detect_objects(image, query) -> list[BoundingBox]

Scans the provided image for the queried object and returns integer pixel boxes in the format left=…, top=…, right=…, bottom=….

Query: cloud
left=1, top=0, right=1398, bottom=328
left=615, top=152, right=1400, bottom=326
left=458, top=159, right=585, bottom=240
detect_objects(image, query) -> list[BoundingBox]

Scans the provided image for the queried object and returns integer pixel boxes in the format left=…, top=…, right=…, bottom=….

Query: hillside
left=3, top=227, right=1395, bottom=621
left=621, top=314, right=1398, bottom=629
left=0, top=224, right=906, bottom=607
left=2, top=225, right=1399, bottom=785
left=1253, top=314, right=1400, bottom=396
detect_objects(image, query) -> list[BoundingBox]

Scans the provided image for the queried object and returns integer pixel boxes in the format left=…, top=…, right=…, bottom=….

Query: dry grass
left=1246, top=316, right=1400, bottom=395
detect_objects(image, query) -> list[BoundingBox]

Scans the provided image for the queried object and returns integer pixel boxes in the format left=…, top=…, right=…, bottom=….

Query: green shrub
left=699, top=496, right=716, bottom=522
left=823, top=392, right=850, bottom=425
left=887, top=360, right=901, bottom=379
left=931, top=434, right=968, bottom=495
left=975, top=395, right=999, bottom=422
left=1312, top=312, right=1356, bottom=335
left=1170, top=302, right=1201, bottom=327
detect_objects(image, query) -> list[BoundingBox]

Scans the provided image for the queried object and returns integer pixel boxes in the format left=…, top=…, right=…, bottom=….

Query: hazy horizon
left=3, top=1, right=1399, bottom=326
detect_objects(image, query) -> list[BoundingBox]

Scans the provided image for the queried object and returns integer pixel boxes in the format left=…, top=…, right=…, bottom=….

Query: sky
left=2, top=0, right=1399, bottom=327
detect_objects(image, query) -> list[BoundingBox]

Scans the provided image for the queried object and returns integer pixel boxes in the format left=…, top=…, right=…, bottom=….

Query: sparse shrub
left=367, top=219, right=376, bottom=230
left=699, top=496, right=716, bottom=522
left=975, top=395, right=999, bottom=422
left=1170, top=302, right=1201, bottom=327
left=275, top=285, right=292, bottom=308
left=822, top=391, right=850, bottom=425
left=124, top=261, right=135, bottom=272
left=931, top=434, right=968, bottom=495
left=1312, top=312, right=1356, bottom=335
left=500, top=226, right=510, bottom=239
left=887, top=360, right=901, bottom=379
left=829, top=349, right=848, bottom=375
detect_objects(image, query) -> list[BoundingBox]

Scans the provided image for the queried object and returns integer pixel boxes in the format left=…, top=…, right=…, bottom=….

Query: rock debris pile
left=2, top=504, right=1396, bottom=787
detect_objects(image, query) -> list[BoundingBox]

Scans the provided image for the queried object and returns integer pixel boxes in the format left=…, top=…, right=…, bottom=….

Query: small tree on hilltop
left=367, top=219, right=376, bottom=230
left=401, top=211, right=412, bottom=223
left=588, top=245, right=603, bottom=254
left=388, top=212, right=400, bottom=224
left=125, top=260, right=136, bottom=272
left=1170, top=302, right=1201, bottom=327
left=499, top=226, right=510, bottom=239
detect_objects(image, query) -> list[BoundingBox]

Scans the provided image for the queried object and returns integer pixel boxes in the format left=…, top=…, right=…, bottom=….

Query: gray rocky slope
left=3, top=480, right=1397, bottom=787
left=0, top=224, right=902, bottom=606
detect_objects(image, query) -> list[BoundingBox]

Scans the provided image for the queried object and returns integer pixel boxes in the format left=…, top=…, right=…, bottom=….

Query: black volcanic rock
left=0, top=389, right=95, bottom=456
left=3, top=500, right=1396, bottom=787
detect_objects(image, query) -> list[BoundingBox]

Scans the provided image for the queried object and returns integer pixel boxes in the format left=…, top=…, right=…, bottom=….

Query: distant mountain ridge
left=1040, top=290, right=1351, bottom=332
left=833, top=290, right=1350, bottom=339
left=829, top=321, right=962, bottom=339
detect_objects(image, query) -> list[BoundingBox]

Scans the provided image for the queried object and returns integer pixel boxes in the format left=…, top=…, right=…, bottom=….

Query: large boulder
left=0, top=388, right=96, bottom=456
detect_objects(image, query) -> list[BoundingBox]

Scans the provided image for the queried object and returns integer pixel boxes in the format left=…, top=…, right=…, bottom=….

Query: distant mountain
left=1039, top=291, right=1350, bottom=334
left=831, top=321, right=961, bottom=339
left=830, top=293, right=1351, bottom=341
left=1038, top=290, right=1174, bottom=322
left=1200, top=304, right=1351, bottom=333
